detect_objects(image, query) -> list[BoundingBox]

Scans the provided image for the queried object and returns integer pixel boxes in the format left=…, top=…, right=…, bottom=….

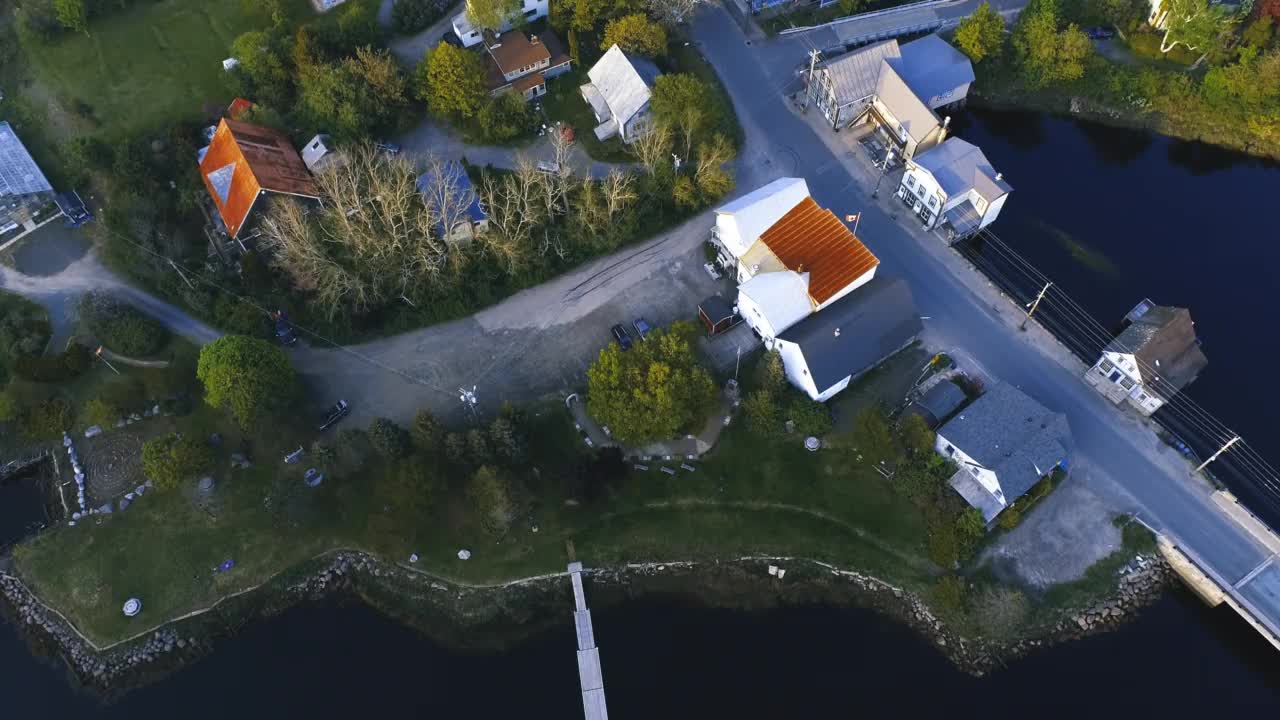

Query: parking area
left=291, top=211, right=736, bottom=426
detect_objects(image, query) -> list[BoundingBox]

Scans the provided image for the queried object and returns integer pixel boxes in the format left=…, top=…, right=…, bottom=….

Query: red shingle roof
left=198, top=119, right=318, bottom=239
left=758, top=196, right=880, bottom=304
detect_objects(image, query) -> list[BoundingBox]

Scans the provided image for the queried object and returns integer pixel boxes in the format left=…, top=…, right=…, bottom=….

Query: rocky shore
left=0, top=548, right=1177, bottom=693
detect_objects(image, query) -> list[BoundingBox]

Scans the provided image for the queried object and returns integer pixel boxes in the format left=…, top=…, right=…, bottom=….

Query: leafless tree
left=694, top=132, right=736, bottom=197
left=478, top=159, right=544, bottom=273
left=259, top=145, right=447, bottom=319
left=630, top=122, right=674, bottom=176
left=648, top=0, right=704, bottom=27
left=600, top=168, right=637, bottom=220
left=418, top=153, right=480, bottom=272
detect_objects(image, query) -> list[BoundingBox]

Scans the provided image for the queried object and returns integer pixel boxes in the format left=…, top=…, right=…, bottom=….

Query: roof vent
left=995, top=172, right=1003, bottom=181
left=833, top=327, right=841, bottom=338
left=531, top=34, right=540, bottom=44
left=751, top=264, right=760, bottom=273
left=943, top=115, right=951, bottom=128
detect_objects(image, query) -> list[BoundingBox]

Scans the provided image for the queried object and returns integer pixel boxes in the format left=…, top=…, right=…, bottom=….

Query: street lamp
left=871, top=148, right=896, bottom=199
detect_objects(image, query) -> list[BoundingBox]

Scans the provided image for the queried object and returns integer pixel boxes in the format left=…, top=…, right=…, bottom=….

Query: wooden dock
left=568, top=562, right=608, bottom=720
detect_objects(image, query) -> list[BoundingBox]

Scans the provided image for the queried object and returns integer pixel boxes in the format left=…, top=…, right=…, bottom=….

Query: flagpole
left=846, top=213, right=861, bottom=236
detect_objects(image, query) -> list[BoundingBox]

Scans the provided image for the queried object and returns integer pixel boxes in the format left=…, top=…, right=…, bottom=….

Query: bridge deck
left=568, top=563, right=608, bottom=720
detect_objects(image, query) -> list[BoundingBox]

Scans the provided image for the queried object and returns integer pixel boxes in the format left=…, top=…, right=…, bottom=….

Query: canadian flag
left=845, top=213, right=860, bottom=224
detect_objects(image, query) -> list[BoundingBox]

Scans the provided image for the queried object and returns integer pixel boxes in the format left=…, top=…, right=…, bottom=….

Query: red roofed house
left=199, top=118, right=320, bottom=240
left=713, top=177, right=921, bottom=401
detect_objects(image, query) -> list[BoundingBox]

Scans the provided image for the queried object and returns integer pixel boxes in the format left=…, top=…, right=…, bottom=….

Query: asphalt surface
left=687, top=6, right=1274, bottom=613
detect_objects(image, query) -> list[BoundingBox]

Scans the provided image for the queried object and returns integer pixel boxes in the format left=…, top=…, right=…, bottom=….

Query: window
left=928, top=196, right=938, bottom=208
left=525, top=7, right=537, bottom=16
left=1137, top=393, right=1148, bottom=403
left=915, top=185, right=925, bottom=197
left=905, top=175, right=916, bottom=188
left=945, top=444, right=955, bottom=456
left=1099, top=359, right=1114, bottom=373
left=1120, top=377, right=1135, bottom=390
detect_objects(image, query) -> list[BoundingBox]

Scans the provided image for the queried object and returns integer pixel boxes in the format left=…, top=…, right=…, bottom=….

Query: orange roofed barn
left=199, top=119, right=319, bottom=239
left=757, top=196, right=879, bottom=305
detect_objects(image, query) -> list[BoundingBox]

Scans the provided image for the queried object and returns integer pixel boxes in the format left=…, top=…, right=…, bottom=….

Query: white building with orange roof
left=712, top=177, right=920, bottom=401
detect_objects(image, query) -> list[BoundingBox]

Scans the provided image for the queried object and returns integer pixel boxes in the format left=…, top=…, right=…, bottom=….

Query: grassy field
left=17, top=0, right=314, bottom=138
left=14, top=375, right=938, bottom=647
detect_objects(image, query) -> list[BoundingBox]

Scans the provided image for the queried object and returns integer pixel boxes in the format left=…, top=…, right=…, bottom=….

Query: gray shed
left=907, top=380, right=967, bottom=428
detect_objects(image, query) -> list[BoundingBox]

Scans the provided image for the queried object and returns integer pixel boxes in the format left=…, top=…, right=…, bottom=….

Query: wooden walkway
left=568, top=562, right=608, bottom=720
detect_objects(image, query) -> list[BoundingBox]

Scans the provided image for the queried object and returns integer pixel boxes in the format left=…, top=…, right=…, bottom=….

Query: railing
left=779, top=0, right=948, bottom=35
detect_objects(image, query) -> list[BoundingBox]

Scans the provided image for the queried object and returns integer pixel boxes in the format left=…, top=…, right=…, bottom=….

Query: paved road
left=688, top=4, right=1275, bottom=615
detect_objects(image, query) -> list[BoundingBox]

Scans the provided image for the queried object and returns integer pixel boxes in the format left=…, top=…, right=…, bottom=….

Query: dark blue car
left=611, top=324, right=633, bottom=351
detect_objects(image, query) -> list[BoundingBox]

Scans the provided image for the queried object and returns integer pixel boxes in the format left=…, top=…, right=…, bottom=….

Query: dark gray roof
left=0, top=121, right=53, bottom=199
left=911, top=380, right=967, bottom=427
left=1106, top=301, right=1207, bottom=393
left=891, top=34, right=975, bottom=109
left=699, top=294, right=735, bottom=324
left=777, top=275, right=922, bottom=393
left=938, top=382, right=1071, bottom=504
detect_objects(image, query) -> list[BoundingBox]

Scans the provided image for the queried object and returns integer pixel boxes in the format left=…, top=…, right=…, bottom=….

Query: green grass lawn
left=19, top=0, right=313, bottom=137
left=14, top=387, right=937, bottom=646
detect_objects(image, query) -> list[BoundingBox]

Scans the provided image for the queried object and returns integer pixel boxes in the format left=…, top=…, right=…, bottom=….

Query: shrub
left=754, top=350, right=786, bottom=391
left=931, top=575, right=966, bottom=615
left=467, top=465, right=517, bottom=535
left=392, top=0, right=442, bottom=34
left=444, top=432, right=467, bottom=464
left=926, top=515, right=958, bottom=568
left=0, top=390, right=18, bottom=422
left=411, top=409, right=441, bottom=451
left=852, top=406, right=895, bottom=462
left=80, top=293, right=169, bottom=357
left=742, top=389, right=779, bottom=436
left=475, top=93, right=537, bottom=143
left=141, top=432, right=215, bottom=490
left=12, top=343, right=93, bottom=382
left=955, top=507, right=988, bottom=556
left=997, top=505, right=1023, bottom=530
left=489, top=406, right=525, bottom=462
left=22, top=398, right=73, bottom=439
left=197, top=336, right=296, bottom=429
left=368, top=417, right=410, bottom=458
left=82, top=398, right=121, bottom=428
left=972, top=587, right=1030, bottom=639
left=787, top=395, right=832, bottom=437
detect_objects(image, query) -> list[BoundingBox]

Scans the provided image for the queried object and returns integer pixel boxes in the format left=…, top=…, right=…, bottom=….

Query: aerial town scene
left=1, top=0, right=1279, bottom=715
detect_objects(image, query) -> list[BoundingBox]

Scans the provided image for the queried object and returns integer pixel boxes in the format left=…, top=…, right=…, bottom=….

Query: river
left=951, top=107, right=1280, bottom=527
left=4, top=111, right=1280, bottom=714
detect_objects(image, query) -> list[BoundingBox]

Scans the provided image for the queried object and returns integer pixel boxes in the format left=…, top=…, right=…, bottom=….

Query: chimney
left=940, top=115, right=951, bottom=141
left=995, top=172, right=1003, bottom=182
left=531, top=34, right=540, bottom=44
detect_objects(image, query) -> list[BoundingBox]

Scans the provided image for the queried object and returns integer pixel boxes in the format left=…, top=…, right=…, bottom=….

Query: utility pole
left=1020, top=281, right=1052, bottom=330
left=1196, top=436, right=1241, bottom=473
left=734, top=345, right=742, bottom=382
left=459, top=385, right=479, bottom=422
left=806, top=48, right=820, bottom=109
left=94, top=347, right=121, bottom=375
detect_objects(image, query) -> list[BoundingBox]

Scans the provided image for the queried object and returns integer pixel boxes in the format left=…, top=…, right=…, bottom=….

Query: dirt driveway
left=290, top=208, right=735, bottom=426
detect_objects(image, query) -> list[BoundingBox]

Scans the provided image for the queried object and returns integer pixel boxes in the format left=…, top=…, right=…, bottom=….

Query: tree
left=230, top=31, right=293, bottom=107
left=852, top=406, right=895, bottom=462
left=630, top=121, right=674, bottom=176
left=601, top=14, right=668, bottom=56
left=299, top=47, right=407, bottom=140
left=466, top=0, right=522, bottom=31
left=22, top=398, right=73, bottom=440
left=466, top=428, right=492, bottom=464
left=1159, top=0, right=1235, bottom=54
left=755, top=350, right=786, bottom=390
left=368, top=417, right=410, bottom=458
left=1241, top=16, right=1275, bottom=50
left=411, top=409, right=442, bottom=450
left=53, top=0, right=88, bottom=34
left=955, top=507, right=987, bottom=556
left=196, top=336, right=296, bottom=429
left=0, top=390, right=17, bottom=423
left=261, top=146, right=457, bottom=319
left=467, top=465, right=518, bottom=534
left=416, top=43, right=489, bottom=119
left=489, top=405, right=525, bottom=461
left=651, top=74, right=712, bottom=159
left=648, top=0, right=703, bottom=26
left=742, top=389, right=780, bottom=436
left=786, top=395, right=832, bottom=436
left=954, top=2, right=1006, bottom=63
left=693, top=132, right=735, bottom=200
left=1012, top=0, right=1091, bottom=86
left=586, top=320, right=717, bottom=444
left=141, top=433, right=214, bottom=491
left=476, top=92, right=538, bottom=143
left=898, top=414, right=935, bottom=456
left=393, top=0, right=441, bottom=33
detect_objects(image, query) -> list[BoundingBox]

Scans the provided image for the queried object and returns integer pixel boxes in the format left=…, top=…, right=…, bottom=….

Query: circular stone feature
left=123, top=598, right=142, bottom=617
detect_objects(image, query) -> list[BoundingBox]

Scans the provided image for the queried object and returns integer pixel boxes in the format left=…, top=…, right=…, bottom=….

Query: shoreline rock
left=0, top=551, right=1176, bottom=694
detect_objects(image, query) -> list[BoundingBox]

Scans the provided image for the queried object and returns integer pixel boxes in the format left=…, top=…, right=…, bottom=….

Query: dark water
left=1, top=588, right=1278, bottom=717
left=5, top=112, right=1280, bottom=714
left=951, top=108, right=1280, bottom=524
left=0, top=468, right=48, bottom=547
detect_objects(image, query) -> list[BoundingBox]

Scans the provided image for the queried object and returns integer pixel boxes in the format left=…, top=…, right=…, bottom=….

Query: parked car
left=536, top=160, right=561, bottom=174
left=633, top=317, right=652, bottom=341
left=318, top=400, right=350, bottom=431
left=1085, top=26, right=1115, bottom=39
left=283, top=446, right=305, bottom=465
left=375, top=141, right=402, bottom=155
left=272, top=309, right=297, bottom=346
left=611, top=323, right=633, bottom=351
left=441, top=30, right=463, bottom=48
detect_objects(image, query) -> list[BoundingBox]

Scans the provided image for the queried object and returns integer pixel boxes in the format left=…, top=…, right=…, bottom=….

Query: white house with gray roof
left=772, top=275, right=923, bottom=402
left=580, top=45, right=660, bottom=144
left=806, top=34, right=973, bottom=134
left=935, top=382, right=1071, bottom=523
left=897, top=137, right=1011, bottom=240
left=0, top=121, right=55, bottom=238
left=1083, top=299, right=1208, bottom=417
